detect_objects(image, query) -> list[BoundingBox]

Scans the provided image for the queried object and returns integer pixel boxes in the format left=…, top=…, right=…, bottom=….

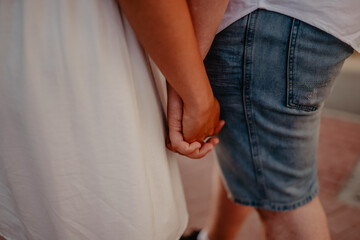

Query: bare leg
left=205, top=166, right=253, bottom=240
left=257, top=197, right=331, bottom=240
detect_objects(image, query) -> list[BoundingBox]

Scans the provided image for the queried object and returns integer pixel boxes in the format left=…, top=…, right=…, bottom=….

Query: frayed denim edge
left=232, top=187, right=319, bottom=211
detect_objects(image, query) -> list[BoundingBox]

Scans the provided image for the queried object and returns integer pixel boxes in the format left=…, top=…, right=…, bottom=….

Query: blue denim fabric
left=204, top=9, right=353, bottom=211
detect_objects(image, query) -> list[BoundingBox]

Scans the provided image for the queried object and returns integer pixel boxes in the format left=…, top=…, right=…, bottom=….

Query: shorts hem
left=232, top=187, right=319, bottom=211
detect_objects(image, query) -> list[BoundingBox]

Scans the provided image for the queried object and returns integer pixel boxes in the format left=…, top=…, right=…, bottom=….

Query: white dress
left=0, top=0, right=188, bottom=239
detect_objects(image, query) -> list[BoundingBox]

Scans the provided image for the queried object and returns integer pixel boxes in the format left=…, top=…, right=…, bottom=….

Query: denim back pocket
left=286, top=19, right=353, bottom=112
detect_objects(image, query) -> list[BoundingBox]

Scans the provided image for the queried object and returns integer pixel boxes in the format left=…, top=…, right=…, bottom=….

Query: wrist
left=183, top=90, right=216, bottom=116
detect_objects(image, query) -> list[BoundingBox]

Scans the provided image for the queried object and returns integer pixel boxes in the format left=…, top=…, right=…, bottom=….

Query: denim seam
left=242, top=11, right=268, bottom=200
left=286, top=18, right=297, bottom=109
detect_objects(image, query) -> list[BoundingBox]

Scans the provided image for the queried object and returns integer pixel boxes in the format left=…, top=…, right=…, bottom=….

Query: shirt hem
left=217, top=7, right=360, bottom=52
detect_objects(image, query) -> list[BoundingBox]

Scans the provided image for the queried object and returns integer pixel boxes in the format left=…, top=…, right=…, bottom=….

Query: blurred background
left=177, top=52, right=360, bottom=240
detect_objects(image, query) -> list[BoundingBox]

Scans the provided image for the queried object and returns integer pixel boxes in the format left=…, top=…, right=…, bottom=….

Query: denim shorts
left=204, top=9, right=353, bottom=211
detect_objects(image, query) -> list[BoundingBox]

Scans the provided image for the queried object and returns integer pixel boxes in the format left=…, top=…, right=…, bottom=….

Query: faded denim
left=204, top=9, right=353, bottom=211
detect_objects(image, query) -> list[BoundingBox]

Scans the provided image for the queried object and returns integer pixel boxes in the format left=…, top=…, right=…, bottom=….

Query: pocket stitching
left=286, top=19, right=318, bottom=112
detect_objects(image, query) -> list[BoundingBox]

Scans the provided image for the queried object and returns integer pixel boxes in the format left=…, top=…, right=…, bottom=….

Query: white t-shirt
left=218, top=0, right=360, bottom=52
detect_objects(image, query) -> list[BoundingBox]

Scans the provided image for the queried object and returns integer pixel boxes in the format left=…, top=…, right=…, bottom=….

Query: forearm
left=187, top=0, right=229, bottom=58
left=118, top=0, right=213, bottom=107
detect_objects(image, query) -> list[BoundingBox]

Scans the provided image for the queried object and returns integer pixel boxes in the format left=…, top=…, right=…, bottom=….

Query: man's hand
left=167, top=85, right=225, bottom=159
left=183, top=94, right=223, bottom=143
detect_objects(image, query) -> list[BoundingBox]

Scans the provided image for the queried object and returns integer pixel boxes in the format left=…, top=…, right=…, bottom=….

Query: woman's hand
left=167, top=85, right=224, bottom=159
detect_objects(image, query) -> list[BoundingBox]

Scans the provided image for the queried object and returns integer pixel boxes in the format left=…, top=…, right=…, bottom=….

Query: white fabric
left=0, top=0, right=188, bottom=239
left=218, top=0, right=360, bottom=52
left=197, top=230, right=209, bottom=240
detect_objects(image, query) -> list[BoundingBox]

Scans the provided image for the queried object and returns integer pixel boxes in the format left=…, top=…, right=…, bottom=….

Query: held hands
left=167, top=85, right=225, bottom=159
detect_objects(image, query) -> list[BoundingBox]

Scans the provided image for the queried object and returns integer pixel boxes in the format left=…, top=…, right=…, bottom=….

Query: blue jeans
left=204, top=9, right=353, bottom=211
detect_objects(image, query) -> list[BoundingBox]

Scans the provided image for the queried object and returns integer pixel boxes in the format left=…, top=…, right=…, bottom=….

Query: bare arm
left=118, top=0, right=213, bottom=109
left=187, top=0, right=229, bottom=58
left=118, top=0, right=221, bottom=143
left=165, top=0, right=228, bottom=157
